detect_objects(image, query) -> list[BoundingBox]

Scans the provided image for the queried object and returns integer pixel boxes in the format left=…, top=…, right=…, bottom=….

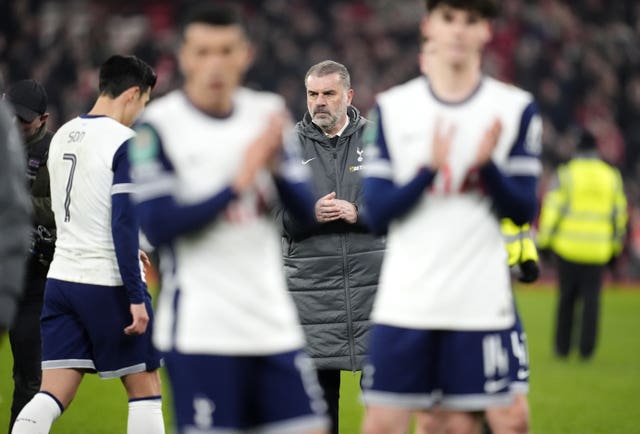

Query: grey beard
left=311, top=116, right=337, bottom=133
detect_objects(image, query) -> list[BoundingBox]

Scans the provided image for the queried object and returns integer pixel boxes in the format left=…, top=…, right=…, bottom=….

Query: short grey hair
left=304, top=60, right=351, bottom=90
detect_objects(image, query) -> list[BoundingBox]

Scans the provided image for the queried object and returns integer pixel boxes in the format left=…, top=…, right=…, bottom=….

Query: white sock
left=11, top=392, right=63, bottom=434
left=128, top=396, right=165, bottom=434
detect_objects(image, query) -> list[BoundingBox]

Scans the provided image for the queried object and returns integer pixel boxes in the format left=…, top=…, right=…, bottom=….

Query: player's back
left=48, top=115, right=134, bottom=285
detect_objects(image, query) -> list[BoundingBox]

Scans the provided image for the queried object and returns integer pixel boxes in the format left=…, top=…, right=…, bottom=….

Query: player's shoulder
left=235, top=87, right=286, bottom=111
left=482, top=76, right=535, bottom=107
left=51, top=116, right=78, bottom=138
left=93, top=116, right=135, bottom=145
left=377, top=76, right=427, bottom=107
left=50, top=116, right=133, bottom=163
left=56, top=115, right=132, bottom=134
left=142, top=90, right=185, bottom=124
left=51, top=116, right=131, bottom=147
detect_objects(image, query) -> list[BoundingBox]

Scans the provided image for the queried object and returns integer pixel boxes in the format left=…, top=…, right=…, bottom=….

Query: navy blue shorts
left=41, top=278, right=162, bottom=378
left=362, top=324, right=515, bottom=411
left=164, top=350, right=329, bottom=433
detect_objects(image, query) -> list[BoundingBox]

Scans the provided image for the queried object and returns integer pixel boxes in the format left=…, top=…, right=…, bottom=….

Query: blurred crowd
left=2, top=0, right=640, bottom=278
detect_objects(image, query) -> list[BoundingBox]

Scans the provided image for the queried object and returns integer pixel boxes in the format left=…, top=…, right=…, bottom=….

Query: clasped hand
left=315, top=192, right=357, bottom=223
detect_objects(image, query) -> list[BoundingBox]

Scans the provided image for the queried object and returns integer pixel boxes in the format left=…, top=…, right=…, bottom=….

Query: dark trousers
left=8, top=261, right=46, bottom=431
left=555, top=257, right=605, bottom=359
left=317, top=369, right=341, bottom=434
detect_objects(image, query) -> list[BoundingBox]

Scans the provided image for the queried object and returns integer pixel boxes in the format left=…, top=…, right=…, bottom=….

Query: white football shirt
left=366, top=76, right=541, bottom=330
left=132, top=88, right=307, bottom=355
left=48, top=115, right=135, bottom=286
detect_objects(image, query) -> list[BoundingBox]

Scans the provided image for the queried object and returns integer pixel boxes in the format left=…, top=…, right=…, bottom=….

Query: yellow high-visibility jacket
left=501, top=219, right=539, bottom=267
left=537, top=157, right=627, bottom=264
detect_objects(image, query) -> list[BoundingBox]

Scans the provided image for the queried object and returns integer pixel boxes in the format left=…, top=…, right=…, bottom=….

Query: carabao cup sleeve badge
left=130, top=124, right=160, bottom=166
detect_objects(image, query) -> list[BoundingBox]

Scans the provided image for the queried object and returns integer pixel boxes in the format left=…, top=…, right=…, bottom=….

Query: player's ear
left=125, top=86, right=141, bottom=102
left=479, top=20, right=493, bottom=46
left=420, top=16, right=430, bottom=41
left=346, top=88, right=354, bottom=106
left=240, top=41, right=255, bottom=75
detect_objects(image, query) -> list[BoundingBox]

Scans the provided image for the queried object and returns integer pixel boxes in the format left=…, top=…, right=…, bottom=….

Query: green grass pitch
left=1, top=285, right=639, bottom=433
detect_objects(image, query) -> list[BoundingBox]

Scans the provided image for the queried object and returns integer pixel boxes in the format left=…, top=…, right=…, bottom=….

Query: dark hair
left=577, top=129, right=598, bottom=152
left=98, top=55, right=157, bottom=98
left=305, top=60, right=351, bottom=89
left=179, top=3, right=246, bottom=39
left=424, top=0, right=498, bottom=18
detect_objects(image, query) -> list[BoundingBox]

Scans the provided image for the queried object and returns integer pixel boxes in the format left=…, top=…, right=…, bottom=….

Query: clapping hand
left=430, top=118, right=455, bottom=171
left=472, top=118, right=502, bottom=168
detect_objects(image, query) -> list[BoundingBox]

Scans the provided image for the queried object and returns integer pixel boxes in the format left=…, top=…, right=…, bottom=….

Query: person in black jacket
left=277, top=60, right=385, bottom=434
left=4, top=79, right=56, bottom=431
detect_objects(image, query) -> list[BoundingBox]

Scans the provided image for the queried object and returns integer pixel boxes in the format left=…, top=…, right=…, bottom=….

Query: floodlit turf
left=1, top=286, right=639, bottom=433
left=520, top=284, right=640, bottom=434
